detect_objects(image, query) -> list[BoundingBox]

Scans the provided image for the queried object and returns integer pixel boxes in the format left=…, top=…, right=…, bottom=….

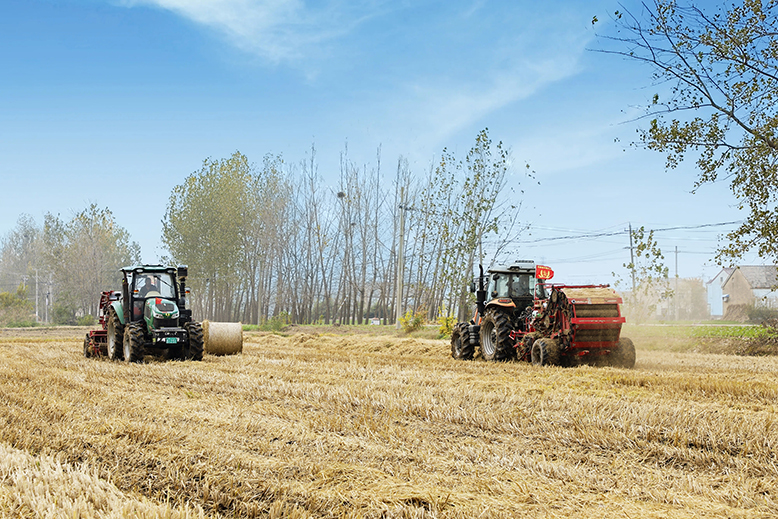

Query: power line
left=518, top=220, right=741, bottom=244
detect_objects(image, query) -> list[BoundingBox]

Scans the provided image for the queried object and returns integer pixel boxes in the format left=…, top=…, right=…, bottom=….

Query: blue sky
left=0, top=0, right=753, bottom=284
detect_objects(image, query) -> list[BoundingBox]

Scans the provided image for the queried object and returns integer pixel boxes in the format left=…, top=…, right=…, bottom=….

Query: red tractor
left=450, top=261, right=635, bottom=368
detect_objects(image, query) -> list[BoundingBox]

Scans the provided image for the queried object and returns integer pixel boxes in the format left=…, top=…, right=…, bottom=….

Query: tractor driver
left=139, top=275, right=160, bottom=297
left=510, top=275, right=530, bottom=298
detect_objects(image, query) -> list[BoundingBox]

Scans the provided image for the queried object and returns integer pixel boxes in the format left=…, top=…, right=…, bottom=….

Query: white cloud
left=119, top=0, right=381, bottom=62
left=406, top=54, right=584, bottom=150
left=117, top=0, right=598, bottom=156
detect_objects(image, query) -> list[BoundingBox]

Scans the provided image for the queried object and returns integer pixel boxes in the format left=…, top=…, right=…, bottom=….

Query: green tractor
left=103, top=264, right=204, bottom=362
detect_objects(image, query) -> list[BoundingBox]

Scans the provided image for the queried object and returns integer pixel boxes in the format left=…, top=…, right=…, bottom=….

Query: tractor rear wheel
left=107, top=308, right=124, bottom=361
left=479, top=309, right=516, bottom=361
left=123, top=322, right=145, bottom=363
left=610, top=337, right=636, bottom=369
left=184, top=322, right=204, bottom=361
left=83, top=333, right=92, bottom=358
left=451, top=322, right=473, bottom=360
left=531, top=338, right=560, bottom=366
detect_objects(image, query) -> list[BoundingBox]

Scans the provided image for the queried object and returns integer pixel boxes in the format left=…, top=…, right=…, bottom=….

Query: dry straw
left=0, top=326, right=776, bottom=517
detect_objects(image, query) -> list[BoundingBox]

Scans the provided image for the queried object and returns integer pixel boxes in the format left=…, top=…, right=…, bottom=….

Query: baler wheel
left=479, top=309, right=516, bottom=361
left=184, top=322, right=205, bottom=361
left=610, top=337, right=636, bottom=369
left=83, top=334, right=92, bottom=358
left=531, top=338, right=560, bottom=366
left=451, top=322, right=473, bottom=360
left=107, top=308, right=124, bottom=361
left=123, top=322, right=145, bottom=363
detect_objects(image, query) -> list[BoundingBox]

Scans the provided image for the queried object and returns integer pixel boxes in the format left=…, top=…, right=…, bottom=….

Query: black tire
left=451, top=322, right=473, bottom=360
left=83, top=333, right=92, bottom=358
left=123, top=322, right=145, bottom=363
left=184, top=322, right=204, bottom=361
left=610, top=337, right=636, bottom=369
left=107, top=308, right=124, bottom=361
left=479, top=309, right=516, bottom=361
left=531, top=338, right=560, bottom=366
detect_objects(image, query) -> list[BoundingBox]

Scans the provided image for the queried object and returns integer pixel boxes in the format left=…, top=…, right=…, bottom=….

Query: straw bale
left=561, top=286, right=621, bottom=304
left=203, top=320, right=243, bottom=355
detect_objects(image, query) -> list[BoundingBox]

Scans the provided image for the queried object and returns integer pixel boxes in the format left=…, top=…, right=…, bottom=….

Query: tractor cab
left=124, top=267, right=182, bottom=325
left=480, top=261, right=547, bottom=314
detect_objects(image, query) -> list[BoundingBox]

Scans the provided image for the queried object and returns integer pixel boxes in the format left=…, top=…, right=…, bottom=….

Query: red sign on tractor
left=536, top=265, right=554, bottom=280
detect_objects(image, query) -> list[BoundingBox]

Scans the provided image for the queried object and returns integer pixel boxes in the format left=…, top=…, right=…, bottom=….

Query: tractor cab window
left=489, top=274, right=508, bottom=298
left=531, top=278, right=546, bottom=299
left=509, top=274, right=531, bottom=298
left=135, top=274, right=176, bottom=299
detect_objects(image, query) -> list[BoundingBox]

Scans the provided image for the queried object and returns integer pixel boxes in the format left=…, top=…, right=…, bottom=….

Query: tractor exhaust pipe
left=476, top=264, right=486, bottom=318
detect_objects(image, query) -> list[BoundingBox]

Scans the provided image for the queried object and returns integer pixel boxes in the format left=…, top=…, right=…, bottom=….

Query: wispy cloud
left=387, top=14, right=594, bottom=155
left=119, top=0, right=385, bottom=63
left=118, top=0, right=595, bottom=154
left=406, top=54, right=584, bottom=150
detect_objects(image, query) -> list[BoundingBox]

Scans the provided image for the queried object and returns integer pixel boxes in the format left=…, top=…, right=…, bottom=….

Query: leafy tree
left=426, top=128, right=528, bottom=321
left=0, top=284, right=35, bottom=327
left=43, top=205, right=140, bottom=318
left=615, top=226, right=673, bottom=322
left=162, top=151, right=292, bottom=322
left=0, top=214, right=43, bottom=313
left=596, top=0, right=778, bottom=263
left=162, top=152, right=252, bottom=321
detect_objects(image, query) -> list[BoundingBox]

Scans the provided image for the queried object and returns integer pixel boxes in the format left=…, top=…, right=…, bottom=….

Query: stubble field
left=0, top=325, right=776, bottom=518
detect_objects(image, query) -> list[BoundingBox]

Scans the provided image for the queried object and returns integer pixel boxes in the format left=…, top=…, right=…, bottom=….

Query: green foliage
left=162, top=151, right=289, bottom=322
left=690, top=325, right=770, bottom=340
left=399, top=309, right=425, bottom=333
left=0, top=284, right=34, bottom=327
left=76, top=314, right=97, bottom=326
left=746, top=306, right=778, bottom=325
left=436, top=306, right=456, bottom=338
left=258, top=311, right=290, bottom=332
left=417, top=128, right=531, bottom=321
left=615, top=226, right=672, bottom=322
left=52, top=303, right=77, bottom=326
left=43, top=205, right=139, bottom=320
left=598, top=1, right=778, bottom=264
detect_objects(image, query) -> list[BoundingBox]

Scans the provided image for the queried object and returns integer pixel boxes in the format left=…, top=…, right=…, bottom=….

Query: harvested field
left=0, top=326, right=776, bottom=518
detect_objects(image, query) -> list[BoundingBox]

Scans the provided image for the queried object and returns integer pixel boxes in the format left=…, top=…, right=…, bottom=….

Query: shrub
left=746, top=305, right=778, bottom=324
left=52, top=303, right=77, bottom=326
left=436, top=309, right=456, bottom=339
left=259, top=311, right=290, bottom=332
left=76, top=314, right=97, bottom=326
left=399, top=309, right=425, bottom=333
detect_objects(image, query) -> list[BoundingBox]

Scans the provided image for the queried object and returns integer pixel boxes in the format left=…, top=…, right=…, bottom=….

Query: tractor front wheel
left=123, top=322, right=145, bottom=363
left=531, top=338, right=560, bottom=366
left=479, top=309, right=516, bottom=361
left=184, top=322, right=204, bottom=361
left=107, top=308, right=124, bottom=361
left=451, top=322, right=473, bottom=360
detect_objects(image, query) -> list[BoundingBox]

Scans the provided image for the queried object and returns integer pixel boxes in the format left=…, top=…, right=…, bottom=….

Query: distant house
left=707, top=267, right=735, bottom=318
left=707, top=266, right=778, bottom=319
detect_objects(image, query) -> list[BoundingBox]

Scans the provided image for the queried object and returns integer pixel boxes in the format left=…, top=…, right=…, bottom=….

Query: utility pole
left=628, top=223, right=636, bottom=293
left=395, top=187, right=406, bottom=330
left=35, top=269, right=39, bottom=322
left=674, top=245, right=679, bottom=321
left=46, top=272, right=52, bottom=324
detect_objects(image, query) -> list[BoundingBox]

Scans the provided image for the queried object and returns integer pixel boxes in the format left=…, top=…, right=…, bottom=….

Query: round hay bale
left=203, top=320, right=243, bottom=355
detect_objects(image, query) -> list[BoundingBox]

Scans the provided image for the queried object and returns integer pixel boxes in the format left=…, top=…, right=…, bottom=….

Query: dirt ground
left=0, top=326, right=776, bottom=518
